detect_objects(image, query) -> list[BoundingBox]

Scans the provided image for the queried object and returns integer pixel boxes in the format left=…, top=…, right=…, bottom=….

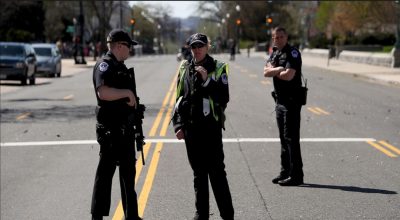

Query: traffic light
left=266, top=17, right=272, bottom=24
left=236, top=18, right=241, bottom=26
left=130, top=18, right=136, bottom=26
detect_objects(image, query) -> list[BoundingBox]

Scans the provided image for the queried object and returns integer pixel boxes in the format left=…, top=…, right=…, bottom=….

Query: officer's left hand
left=195, top=66, right=208, bottom=81
left=175, top=129, right=184, bottom=140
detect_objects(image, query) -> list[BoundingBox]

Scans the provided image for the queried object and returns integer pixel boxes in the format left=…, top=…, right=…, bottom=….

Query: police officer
left=263, top=27, right=304, bottom=186
left=172, top=33, right=234, bottom=220
left=91, top=29, right=142, bottom=220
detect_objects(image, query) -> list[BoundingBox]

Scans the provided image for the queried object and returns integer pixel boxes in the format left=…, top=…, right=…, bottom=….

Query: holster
left=298, top=86, right=308, bottom=106
left=96, top=123, right=112, bottom=149
left=96, top=123, right=134, bottom=150
left=271, top=91, right=277, bottom=103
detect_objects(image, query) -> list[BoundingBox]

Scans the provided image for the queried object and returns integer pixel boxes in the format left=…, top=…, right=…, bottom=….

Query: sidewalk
left=61, top=58, right=96, bottom=77
left=64, top=53, right=400, bottom=86
left=248, top=49, right=400, bottom=86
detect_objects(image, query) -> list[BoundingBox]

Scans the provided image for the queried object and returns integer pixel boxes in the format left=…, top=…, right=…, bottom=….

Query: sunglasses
left=119, top=42, right=130, bottom=48
left=191, top=44, right=205, bottom=49
left=272, top=36, right=285, bottom=40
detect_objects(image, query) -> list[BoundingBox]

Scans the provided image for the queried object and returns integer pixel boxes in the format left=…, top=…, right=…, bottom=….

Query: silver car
left=32, top=43, right=62, bottom=77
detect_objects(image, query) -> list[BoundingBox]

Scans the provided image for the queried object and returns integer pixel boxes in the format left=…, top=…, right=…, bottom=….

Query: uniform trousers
left=183, top=119, right=234, bottom=220
left=275, top=103, right=304, bottom=179
left=91, top=126, right=139, bottom=220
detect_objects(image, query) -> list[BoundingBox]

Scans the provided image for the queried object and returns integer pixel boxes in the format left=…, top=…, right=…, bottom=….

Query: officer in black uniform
left=263, top=27, right=304, bottom=186
left=172, top=33, right=234, bottom=220
left=91, top=29, right=142, bottom=220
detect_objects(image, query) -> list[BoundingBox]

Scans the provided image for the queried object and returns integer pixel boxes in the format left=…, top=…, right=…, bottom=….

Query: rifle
left=127, top=68, right=146, bottom=165
left=128, top=100, right=146, bottom=165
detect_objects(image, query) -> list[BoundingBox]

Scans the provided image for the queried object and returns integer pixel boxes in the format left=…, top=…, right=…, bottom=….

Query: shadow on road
left=300, top=183, right=397, bottom=194
left=0, top=105, right=95, bottom=123
left=0, top=81, right=51, bottom=86
left=1, top=104, right=161, bottom=123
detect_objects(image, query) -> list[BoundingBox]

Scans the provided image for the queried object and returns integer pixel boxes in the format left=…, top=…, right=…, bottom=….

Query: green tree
left=195, top=1, right=294, bottom=43
left=315, top=1, right=397, bottom=45
left=43, top=1, right=76, bottom=42
left=0, top=1, right=45, bottom=42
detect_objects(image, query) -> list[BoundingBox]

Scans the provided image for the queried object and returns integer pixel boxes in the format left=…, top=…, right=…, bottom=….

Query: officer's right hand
left=126, top=90, right=137, bottom=107
left=176, top=129, right=184, bottom=140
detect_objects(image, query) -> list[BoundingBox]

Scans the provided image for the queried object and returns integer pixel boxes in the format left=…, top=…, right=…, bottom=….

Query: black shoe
left=193, top=214, right=209, bottom=220
left=278, top=177, right=304, bottom=186
left=272, top=175, right=288, bottom=184
left=92, top=215, right=103, bottom=220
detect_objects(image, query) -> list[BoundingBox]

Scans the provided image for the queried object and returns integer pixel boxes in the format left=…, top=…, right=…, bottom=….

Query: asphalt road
left=1, top=54, right=399, bottom=220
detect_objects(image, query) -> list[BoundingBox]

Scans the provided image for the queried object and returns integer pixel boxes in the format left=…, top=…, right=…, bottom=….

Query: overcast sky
left=129, top=1, right=198, bottom=19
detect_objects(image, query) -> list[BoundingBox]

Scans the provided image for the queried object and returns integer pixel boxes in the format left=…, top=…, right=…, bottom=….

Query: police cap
left=187, top=33, right=208, bottom=46
left=107, top=29, right=138, bottom=46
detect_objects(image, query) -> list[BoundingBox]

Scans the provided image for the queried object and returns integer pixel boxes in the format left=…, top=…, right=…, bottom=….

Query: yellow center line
left=112, top=142, right=152, bottom=220
left=159, top=90, right=176, bottom=137
left=63, top=94, right=74, bottom=100
left=138, top=142, right=164, bottom=216
left=378, top=140, right=400, bottom=155
left=148, top=69, right=179, bottom=137
left=112, top=66, right=180, bottom=219
left=136, top=69, right=178, bottom=216
left=249, top=74, right=258, bottom=78
left=136, top=74, right=176, bottom=215
left=261, top=80, right=271, bottom=85
left=366, top=141, right=397, bottom=158
left=16, top=112, right=31, bottom=120
left=307, top=107, right=321, bottom=115
left=315, top=107, right=330, bottom=115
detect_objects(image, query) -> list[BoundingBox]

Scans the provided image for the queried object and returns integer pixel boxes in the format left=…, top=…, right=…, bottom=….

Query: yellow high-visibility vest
left=176, top=60, right=228, bottom=124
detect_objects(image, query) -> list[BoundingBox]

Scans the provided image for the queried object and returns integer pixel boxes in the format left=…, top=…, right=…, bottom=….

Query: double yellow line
left=366, top=140, right=400, bottom=158
left=112, top=67, right=179, bottom=220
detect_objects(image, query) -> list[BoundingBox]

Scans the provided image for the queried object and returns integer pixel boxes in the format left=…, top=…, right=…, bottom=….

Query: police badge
left=99, top=62, right=109, bottom=72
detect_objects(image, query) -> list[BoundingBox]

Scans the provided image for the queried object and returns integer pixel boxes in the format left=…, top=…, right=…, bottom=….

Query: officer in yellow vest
left=172, top=33, right=234, bottom=220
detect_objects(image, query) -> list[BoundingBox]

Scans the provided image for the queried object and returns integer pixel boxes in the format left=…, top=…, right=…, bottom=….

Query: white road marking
left=0, top=138, right=377, bottom=147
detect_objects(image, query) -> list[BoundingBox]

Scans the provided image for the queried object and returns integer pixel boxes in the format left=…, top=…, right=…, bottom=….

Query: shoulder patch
left=291, top=50, right=299, bottom=58
left=99, top=62, right=109, bottom=72
left=221, top=73, right=228, bottom=84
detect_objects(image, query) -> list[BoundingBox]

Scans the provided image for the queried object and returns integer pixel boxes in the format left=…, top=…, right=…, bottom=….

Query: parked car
left=32, top=43, right=62, bottom=77
left=0, top=42, right=37, bottom=85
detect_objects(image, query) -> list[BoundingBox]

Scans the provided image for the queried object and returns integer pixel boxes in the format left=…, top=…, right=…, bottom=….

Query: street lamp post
left=221, top=18, right=226, bottom=40
left=236, top=5, right=241, bottom=54
left=79, top=1, right=86, bottom=64
left=157, top=24, right=162, bottom=54
left=74, top=0, right=86, bottom=65
left=226, top=13, right=230, bottom=39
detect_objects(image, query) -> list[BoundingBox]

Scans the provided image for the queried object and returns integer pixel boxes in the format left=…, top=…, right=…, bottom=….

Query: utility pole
left=74, top=0, right=86, bottom=64
left=79, top=0, right=86, bottom=64
left=120, top=1, right=123, bottom=29
left=392, top=0, right=400, bottom=67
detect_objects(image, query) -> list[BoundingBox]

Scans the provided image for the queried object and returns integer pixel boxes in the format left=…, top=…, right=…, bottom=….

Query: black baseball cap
left=188, top=33, right=208, bottom=46
left=106, top=29, right=138, bottom=46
